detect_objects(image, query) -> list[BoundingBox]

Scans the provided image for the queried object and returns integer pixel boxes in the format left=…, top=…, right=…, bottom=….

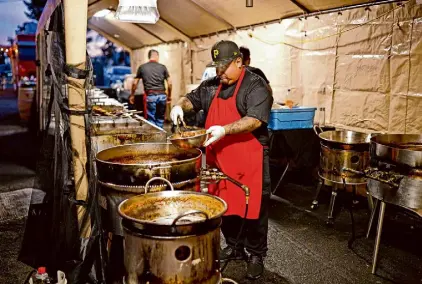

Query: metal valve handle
left=200, top=168, right=250, bottom=199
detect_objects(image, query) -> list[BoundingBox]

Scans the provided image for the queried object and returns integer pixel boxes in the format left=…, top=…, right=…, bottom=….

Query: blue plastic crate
left=268, top=107, right=317, bottom=130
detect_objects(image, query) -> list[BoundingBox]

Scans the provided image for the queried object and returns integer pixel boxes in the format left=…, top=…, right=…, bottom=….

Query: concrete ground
left=0, top=89, right=35, bottom=283
left=1, top=89, right=422, bottom=284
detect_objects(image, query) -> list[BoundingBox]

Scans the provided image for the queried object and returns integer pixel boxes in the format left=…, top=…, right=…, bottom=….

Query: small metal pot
left=168, top=129, right=209, bottom=150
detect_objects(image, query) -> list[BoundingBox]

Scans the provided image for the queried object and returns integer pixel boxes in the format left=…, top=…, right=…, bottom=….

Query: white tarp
left=130, top=1, right=422, bottom=134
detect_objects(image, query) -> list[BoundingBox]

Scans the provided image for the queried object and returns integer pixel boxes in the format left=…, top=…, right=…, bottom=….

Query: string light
left=248, top=1, right=415, bottom=47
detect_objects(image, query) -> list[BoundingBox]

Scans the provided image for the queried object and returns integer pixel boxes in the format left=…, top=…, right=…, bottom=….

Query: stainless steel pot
left=363, top=134, right=422, bottom=275
left=368, top=176, right=422, bottom=210
left=319, top=144, right=370, bottom=184
left=367, top=134, right=422, bottom=209
left=370, top=134, right=422, bottom=168
left=120, top=179, right=227, bottom=284
left=315, top=127, right=371, bottom=184
left=96, top=143, right=202, bottom=236
left=96, top=143, right=202, bottom=189
left=118, top=186, right=227, bottom=236
left=318, top=129, right=372, bottom=151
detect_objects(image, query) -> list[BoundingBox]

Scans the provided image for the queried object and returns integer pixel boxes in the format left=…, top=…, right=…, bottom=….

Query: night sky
left=0, top=0, right=29, bottom=45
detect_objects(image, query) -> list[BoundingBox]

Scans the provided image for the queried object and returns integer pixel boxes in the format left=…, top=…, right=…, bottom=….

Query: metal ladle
left=176, top=116, right=188, bottom=134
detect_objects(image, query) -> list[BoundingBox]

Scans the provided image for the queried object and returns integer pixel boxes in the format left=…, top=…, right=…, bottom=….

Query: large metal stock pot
left=96, top=143, right=202, bottom=190
left=95, top=143, right=202, bottom=235
left=317, top=129, right=371, bottom=184
left=119, top=180, right=227, bottom=284
left=368, top=134, right=422, bottom=209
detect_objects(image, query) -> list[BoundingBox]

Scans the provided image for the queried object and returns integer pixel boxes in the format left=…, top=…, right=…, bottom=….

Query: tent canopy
left=87, top=0, right=389, bottom=50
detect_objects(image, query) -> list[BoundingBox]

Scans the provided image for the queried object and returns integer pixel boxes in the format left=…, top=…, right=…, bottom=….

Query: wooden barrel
left=18, top=87, right=35, bottom=123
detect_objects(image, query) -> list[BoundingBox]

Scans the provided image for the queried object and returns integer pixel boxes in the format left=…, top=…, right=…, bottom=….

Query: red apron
left=205, top=68, right=263, bottom=219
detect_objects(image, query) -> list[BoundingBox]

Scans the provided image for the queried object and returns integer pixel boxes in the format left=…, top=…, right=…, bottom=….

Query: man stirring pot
left=170, top=40, right=273, bottom=279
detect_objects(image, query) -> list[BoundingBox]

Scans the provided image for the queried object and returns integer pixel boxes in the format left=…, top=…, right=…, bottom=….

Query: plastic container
left=28, top=267, right=51, bottom=284
left=268, top=107, right=317, bottom=130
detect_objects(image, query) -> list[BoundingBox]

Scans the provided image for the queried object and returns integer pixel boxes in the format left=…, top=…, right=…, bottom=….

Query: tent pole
left=190, top=0, right=403, bottom=40
left=64, top=0, right=90, bottom=238
left=291, top=0, right=403, bottom=18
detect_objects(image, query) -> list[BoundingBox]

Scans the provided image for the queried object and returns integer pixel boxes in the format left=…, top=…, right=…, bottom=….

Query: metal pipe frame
left=290, top=0, right=311, bottom=13
left=133, top=23, right=166, bottom=43
left=291, top=0, right=404, bottom=19
left=366, top=198, right=379, bottom=238
left=158, top=18, right=193, bottom=43
left=372, top=201, right=387, bottom=274
left=88, top=0, right=102, bottom=7
left=188, top=0, right=236, bottom=30
left=191, top=0, right=403, bottom=40
left=88, top=22, right=137, bottom=51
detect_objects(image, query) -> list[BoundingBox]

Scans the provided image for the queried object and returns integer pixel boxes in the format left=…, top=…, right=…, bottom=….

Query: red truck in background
left=9, top=33, right=37, bottom=87
left=8, top=25, right=37, bottom=123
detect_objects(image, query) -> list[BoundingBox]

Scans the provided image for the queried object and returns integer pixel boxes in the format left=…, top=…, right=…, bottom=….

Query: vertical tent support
left=63, top=0, right=90, bottom=238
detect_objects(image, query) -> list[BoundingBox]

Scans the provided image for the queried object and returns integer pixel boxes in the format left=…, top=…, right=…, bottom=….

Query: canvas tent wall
left=87, top=0, right=422, bottom=134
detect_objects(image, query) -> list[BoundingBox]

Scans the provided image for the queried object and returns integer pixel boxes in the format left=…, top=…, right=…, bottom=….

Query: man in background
left=130, top=49, right=172, bottom=128
left=239, top=46, right=272, bottom=95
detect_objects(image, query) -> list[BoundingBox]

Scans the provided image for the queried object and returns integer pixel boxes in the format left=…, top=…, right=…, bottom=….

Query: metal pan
left=168, top=129, right=209, bottom=150
left=96, top=143, right=202, bottom=187
left=370, top=134, right=422, bottom=168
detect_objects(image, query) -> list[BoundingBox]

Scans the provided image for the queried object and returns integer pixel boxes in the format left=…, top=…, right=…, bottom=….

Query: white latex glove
left=170, top=105, right=184, bottom=125
left=204, top=125, right=226, bottom=147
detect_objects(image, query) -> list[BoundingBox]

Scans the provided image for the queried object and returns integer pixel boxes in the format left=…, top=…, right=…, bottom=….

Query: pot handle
left=313, top=125, right=323, bottom=135
left=171, top=210, right=209, bottom=226
left=145, top=177, right=174, bottom=194
left=221, top=279, right=239, bottom=284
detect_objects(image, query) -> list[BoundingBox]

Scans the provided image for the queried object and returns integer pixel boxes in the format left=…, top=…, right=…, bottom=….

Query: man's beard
left=219, top=75, right=231, bottom=85
left=219, top=78, right=229, bottom=84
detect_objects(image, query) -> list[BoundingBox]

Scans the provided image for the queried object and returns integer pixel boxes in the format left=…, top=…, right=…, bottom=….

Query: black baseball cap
left=208, top=40, right=242, bottom=68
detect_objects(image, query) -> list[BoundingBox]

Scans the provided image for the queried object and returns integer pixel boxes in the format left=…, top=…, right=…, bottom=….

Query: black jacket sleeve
left=186, top=84, right=204, bottom=112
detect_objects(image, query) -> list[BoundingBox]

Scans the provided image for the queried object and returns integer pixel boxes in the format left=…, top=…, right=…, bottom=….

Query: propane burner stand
left=344, top=133, right=422, bottom=275
left=342, top=167, right=403, bottom=188
left=311, top=127, right=372, bottom=226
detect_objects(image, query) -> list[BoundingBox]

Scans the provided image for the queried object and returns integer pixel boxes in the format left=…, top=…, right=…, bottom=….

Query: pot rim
left=370, top=134, right=422, bottom=153
left=319, top=130, right=371, bottom=145
left=168, top=129, right=207, bottom=141
left=95, top=142, right=202, bottom=166
left=118, top=191, right=228, bottom=226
